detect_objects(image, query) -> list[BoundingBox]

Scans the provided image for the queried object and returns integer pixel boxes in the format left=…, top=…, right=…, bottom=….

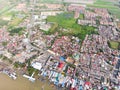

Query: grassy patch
left=47, top=12, right=97, bottom=40
left=40, top=0, right=62, bottom=3
left=3, top=11, right=18, bottom=17
left=2, top=41, right=8, bottom=46
left=9, top=17, right=24, bottom=27
left=79, top=14, right=84, bottom=19
left=108, top=41, right=119, bottom=49
left=0, top=19, right=9, bottom=26
left=0, top=5, right=15, bottom=15
left=47, top=12, right=75, bottom=28
left=14, top=62, right=26, bottom=68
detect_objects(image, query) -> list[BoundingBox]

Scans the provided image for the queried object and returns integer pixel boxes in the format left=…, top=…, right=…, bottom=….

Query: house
left=58, top=62, right=64, bottom=71
left=40, top=23, right=51, bottom=31
left=66, top=57, right=75, bottom=64
left=41, top=11, right=63, bottom=16
left=16, top=3, right=26, bottom=11
left=31, top=62, right=42, bottom=70
left=60, top=56, right=66, bottom=61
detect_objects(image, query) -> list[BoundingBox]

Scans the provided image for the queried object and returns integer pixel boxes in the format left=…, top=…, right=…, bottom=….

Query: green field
left=46, top=12, right=97, bottom=40
left=7, top=11, right=27, bottom=31
left=79, top=14, right=84, bottom=19
left=3, top=11, right=18, bottom=17
left=108, top=41, right=119, bottom=49
left=47, top=12, right=75, bottom=28
left=0, top=0, right=16, bottom=26
left=40, top=0, right=62, bottom=3
left=0, top=5, right=15, bottom=15
left=9, top=17, right=24, bottom=27
left=0, top=19, right=9, bottom=26
left=88, top=0, right=120, bottom=18
left=0, top=2, right=27, bottom=35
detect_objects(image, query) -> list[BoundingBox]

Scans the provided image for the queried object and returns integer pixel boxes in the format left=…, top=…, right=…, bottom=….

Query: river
left=0, top=74, right=55, bottom=90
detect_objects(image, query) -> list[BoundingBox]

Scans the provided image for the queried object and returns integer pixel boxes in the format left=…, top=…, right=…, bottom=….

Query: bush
left=14, top=62, right=26, bottom=68
left=27, top=66, right=35, bottom=76
left=9, top=27, right=25, bottom=35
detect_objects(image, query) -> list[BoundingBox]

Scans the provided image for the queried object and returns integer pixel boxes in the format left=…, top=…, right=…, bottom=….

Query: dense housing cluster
left=0, top=1, right=120, bottom=90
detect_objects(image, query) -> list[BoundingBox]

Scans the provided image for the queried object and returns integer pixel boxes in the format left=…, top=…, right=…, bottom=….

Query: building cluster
left=68, top=4, right=85, bottom=19
left=84, top=8, right=113, bottom=26
left=78, top=19, right=96, bottom=26
left=0, top=27, right=41, bottom=64
left=29, top=34, right=120, bottom=89
left=16, top=3, right=27, bottom=12
left=28, top=5, right=120, bottom=90
left=0, top=27, right=9, bottom=43
left=98, top=25, right=120, bottom=41
left=68, top=4, right=115, bottom=27
left=81, top=35, right=113, bottom=54
left=31, top=48, right=120, bottom=90
left=38, top=3, right=63, bottom=11
left=47, top=35, right=80, bottom=56
left=27, top=4, right=120, bottom=90
left=68, top=4, right=120, bottom=41
left=29, top=3, right=64, bottom=31
left=94, top=8, right=113, bottom=26
left=64, top=0, right=94, bottom=4
left=0, top=2, right=120, bottom=90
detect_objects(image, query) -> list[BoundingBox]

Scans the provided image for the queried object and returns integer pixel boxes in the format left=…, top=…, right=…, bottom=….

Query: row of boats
left=0, top=68, right=17, bottom=80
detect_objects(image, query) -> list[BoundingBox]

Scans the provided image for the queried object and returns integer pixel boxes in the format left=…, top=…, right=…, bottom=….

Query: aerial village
left=0, top=0, right=120, bottom=90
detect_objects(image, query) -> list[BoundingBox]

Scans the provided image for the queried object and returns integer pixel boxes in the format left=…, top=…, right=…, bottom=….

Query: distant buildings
left=16, top=3, right=27, bottom=12
left=68, top=4, right=85, bottom=19
left=64, top=0, right=94, bottom=4
left=41, top=11, right=63, bottom=16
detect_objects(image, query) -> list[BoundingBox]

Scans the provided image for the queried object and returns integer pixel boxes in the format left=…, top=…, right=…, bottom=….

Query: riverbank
left=0, top=73, right=55, bottom=90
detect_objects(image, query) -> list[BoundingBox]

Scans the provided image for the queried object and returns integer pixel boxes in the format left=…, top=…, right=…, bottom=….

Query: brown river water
left=0, top=74, right=55, bottom=90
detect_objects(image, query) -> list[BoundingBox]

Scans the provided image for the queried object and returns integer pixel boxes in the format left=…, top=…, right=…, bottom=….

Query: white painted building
left=31, top=62, right=42, bottom=70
